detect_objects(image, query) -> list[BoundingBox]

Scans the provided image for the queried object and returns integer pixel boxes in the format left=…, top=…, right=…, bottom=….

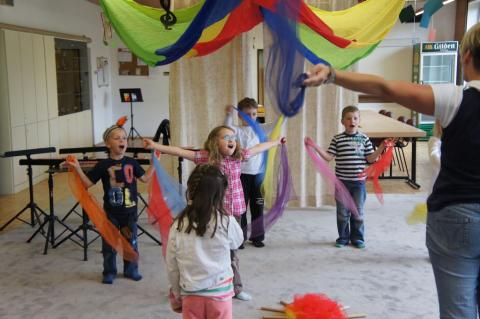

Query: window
left=55, top=38, right=91, bottom=116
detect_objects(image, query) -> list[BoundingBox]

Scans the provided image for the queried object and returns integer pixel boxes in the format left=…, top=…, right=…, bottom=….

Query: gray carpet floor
left=0, top=193, right=437, bottom=319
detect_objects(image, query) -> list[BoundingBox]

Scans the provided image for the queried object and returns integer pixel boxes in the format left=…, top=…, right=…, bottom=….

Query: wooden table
left=359, top=110, right=426, bottom=189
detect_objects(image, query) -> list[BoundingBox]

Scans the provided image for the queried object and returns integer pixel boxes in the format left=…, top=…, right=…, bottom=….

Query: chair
left=153, top=119, right=170, bottom=145
left=372, top=110, right=387, bottom=147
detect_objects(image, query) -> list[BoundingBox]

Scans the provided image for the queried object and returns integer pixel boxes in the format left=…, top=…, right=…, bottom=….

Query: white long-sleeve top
left=427, top=136, right=441, bottom=195
left=166, top=212, right=243, bottom=297
left=224, top=113, right=274, bottom=175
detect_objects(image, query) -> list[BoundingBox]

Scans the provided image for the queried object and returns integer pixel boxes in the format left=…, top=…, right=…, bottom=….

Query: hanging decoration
left=99, top=0, right=404, bottom=67
left=159, top=0, right=177, bottom=30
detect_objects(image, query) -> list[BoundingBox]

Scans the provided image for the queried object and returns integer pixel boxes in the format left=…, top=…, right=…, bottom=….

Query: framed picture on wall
left=257, top=49, right=266, bottom=123
left=257, top=49, right=264, bottom=106
left=118, top=48, right=149, bottom=76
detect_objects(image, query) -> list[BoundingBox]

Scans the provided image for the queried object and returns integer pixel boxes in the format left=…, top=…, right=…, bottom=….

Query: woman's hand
left=303, top=64, right=332, bottom=87
left=143, top=138, right=155, bottom=150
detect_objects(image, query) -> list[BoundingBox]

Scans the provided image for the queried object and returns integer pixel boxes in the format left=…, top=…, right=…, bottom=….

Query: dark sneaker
left=352, top=240, right=366, bottom=249
left=335, top=242, right=347, bottom=248
left=252, top=241, right=265, bottom=248
left=124, top=271, right=142, bottom=281
left=102, top=273, right=115, bottom=284
left=238, top=243, right=245, bottom=249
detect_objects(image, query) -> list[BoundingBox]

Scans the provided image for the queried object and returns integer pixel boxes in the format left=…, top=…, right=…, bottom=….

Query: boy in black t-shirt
left=66, top=124, right=154, bottom=284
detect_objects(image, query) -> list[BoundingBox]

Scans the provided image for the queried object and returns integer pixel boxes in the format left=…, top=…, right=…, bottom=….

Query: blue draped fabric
left=261, top=0, right=328, bottom=117
left=151, top=153, right=186, bottom=216
left=155, top=0, right=243, bottom=65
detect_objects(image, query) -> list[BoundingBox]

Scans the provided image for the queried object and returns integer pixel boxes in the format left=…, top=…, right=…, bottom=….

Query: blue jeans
left=426, top=203, right=480, bottom=319
left=335, top=180, right=366, bottom=245
left=102, top=212, right=139, bottom=276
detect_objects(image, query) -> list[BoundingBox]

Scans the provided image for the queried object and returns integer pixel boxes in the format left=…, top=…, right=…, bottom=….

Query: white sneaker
left=234, top=291, right=252, bottom=301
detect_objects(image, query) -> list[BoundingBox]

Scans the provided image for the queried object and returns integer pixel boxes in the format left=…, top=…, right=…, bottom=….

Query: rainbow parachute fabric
left=100, top=0, right=404, bottom=68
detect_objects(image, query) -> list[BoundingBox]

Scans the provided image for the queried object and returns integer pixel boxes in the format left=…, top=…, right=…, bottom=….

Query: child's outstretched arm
left=304, top=137, right=335, bottom=162
left=138, top=153, right=160, bottom=183
left=143, top=138, right=196, bottom=161
left=366, top=138, right=393, bottom=163
left=63, top=158, right=94, bottom=188
left=248, top=137, right=285, bottom=156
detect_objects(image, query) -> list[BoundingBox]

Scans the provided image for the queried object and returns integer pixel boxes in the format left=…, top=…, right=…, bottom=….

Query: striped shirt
left=182, top=277, right=234, bottom=301
left=327, top=132, right=374, bottom=181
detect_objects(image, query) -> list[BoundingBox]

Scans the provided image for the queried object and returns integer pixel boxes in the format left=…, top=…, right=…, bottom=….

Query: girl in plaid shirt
left=144, top=125, right=283, bottom=301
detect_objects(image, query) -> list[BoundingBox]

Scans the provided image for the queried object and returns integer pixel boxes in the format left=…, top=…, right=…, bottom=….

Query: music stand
left=120, top=88, right=143, bottom=140
left=0, top=147, right=56, bottom=231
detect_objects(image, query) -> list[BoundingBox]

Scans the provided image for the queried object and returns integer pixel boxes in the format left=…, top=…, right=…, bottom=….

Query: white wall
left=467, top=0, right=480, bottom=29
left=0, top=0, right=112, bottom=144
left=111, top=40, right=170, bottom=139
left=0, top=0, right=170, bottom=144
left=357, top=3, right=456, bottom=119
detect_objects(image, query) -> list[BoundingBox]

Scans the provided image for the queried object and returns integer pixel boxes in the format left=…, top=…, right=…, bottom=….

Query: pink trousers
left=182, top=295, right=232, bottom=319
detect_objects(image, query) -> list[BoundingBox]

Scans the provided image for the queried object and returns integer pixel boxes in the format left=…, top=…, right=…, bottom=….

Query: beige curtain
left=169, top=0, right=253, bottom=182
left=169, top=0, right=358, bottom=208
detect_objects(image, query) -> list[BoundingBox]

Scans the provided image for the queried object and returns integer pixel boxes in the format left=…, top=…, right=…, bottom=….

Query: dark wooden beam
left=455, top=0, right=470, bottom=84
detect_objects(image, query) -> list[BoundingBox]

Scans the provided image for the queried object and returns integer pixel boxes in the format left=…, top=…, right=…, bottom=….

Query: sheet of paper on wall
left=118, top=49, right=132, bottom=62
left=137, top=58, right=148, bottom=66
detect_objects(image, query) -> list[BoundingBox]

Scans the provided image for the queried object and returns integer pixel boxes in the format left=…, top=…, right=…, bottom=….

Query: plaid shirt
left=194, top=150, right=251, bottom=216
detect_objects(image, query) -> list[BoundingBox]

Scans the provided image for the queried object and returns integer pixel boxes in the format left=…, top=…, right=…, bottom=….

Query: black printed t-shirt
left=87, top=156, right=145, bottom=214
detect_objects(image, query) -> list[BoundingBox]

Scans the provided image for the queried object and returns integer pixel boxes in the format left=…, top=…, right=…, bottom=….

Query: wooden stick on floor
left=260, top=306, right=285, bottom=313
left=348, top=314, right=367, bottom=319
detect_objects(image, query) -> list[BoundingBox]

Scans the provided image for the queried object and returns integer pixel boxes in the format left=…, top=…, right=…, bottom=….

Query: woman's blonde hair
left=204, top=125, right=242, bottom=165
left=461, top=22, right=480, bottom=71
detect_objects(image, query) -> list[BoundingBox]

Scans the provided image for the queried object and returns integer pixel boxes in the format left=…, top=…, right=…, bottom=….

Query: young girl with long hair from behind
left=144, top=125, right=284, bottom=301
left=166, top=164, right=243, bottom=319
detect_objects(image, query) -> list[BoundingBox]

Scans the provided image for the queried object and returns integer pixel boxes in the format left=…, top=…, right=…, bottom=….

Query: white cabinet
left=20, top=33, right=37, bottom=125
left=0, top=29, right=94, bottom=194
left=0, top=29, right=56, bottom=194
left=4, top=30, right=25, bottom=127
left=33, top=36, right=49, bottom=122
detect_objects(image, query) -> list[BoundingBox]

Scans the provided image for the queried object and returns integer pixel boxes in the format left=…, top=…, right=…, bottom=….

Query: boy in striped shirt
left=310, top=106, right=386, bottom=249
